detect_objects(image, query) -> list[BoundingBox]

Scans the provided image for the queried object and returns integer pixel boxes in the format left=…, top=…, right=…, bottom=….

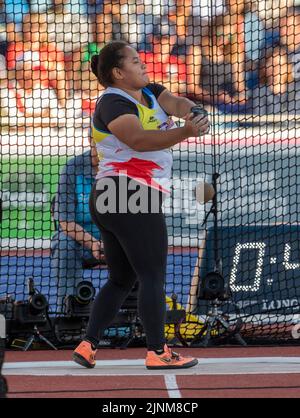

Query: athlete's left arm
left=157, top=89, right=197, bottom=119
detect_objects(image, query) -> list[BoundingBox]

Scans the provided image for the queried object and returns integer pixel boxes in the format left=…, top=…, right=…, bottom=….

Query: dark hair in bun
left=90, top=41, right=129, bottom=88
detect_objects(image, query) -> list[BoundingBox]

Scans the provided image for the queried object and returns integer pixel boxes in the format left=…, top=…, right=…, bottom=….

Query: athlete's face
left=113, top=46, right=149, bottom=88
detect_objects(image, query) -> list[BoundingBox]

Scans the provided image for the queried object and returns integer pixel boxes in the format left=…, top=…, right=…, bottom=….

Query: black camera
left=64, top=281, right=95, bottom=318
left=198, top=271, right=231, bottom=301
left=13, top=278, right=49, bottom=325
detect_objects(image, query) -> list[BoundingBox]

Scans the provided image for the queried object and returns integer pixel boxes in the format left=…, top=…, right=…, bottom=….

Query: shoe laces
left=165, top=346, right=181, bottom=360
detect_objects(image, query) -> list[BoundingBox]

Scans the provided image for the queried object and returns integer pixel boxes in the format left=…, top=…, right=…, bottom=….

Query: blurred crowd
left=1, top=0, right=300, bottom=123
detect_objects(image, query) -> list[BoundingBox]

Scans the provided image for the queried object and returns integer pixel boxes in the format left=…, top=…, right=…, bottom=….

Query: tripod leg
left=38, top=333, right=58, bottom=350
left=119, top=335, right=133, bottom=350
left=200, top=319, right=215, bottom=347
left=174, top=323, right=189, bottom=348
left=234, top=333, right=247, bottom=346
left=119, top=317, right=138, bottom=350
left=23, top=335, right=35, bottom=352
left=217, top=316, right=230, bottom=330
left=233, top=319, right=247, bottom=346
left=217, top=316, right=247, bottom=346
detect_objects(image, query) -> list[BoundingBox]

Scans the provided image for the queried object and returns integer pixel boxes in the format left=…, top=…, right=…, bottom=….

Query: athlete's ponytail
left=90, top=41, right=129, bottom=88
left=90, top=54, right=99, bottom=79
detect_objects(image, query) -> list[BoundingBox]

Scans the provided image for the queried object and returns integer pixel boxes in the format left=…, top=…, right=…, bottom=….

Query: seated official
left=51, top=141, right=104, bottom=312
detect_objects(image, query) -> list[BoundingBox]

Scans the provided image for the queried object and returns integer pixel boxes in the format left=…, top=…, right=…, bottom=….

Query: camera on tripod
left=190, top=260, right=246, bottom=347
left=64, top=281, right=95, bottom=318
left=13, top=278, right=49, bottom=325
left=198, top=271, right=231, bottom=301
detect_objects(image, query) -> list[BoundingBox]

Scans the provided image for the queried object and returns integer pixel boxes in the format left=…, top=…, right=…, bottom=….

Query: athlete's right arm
left=107, top=113, right=209, bottom=152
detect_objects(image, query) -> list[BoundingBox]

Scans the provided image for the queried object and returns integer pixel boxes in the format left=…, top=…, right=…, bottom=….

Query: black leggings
left=85, top=177, right=168, bottom=351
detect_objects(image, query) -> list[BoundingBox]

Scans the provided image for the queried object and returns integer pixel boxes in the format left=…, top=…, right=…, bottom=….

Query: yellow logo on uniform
left=148, top=116, right=157, bottom=123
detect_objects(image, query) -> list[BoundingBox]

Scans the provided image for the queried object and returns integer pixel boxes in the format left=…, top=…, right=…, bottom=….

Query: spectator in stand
left=250, top=46, right=300, bottom=114
left=1, top=0, right=30, bottom=24
left=29, top=0, right=52, bottom=13
left=72, top=44, right=106, bottom=117
left=77, top=58, right=105, bottom=117
left=192, top=0, right=225, bottom=25
left=182, top=14, right=247, bottom=109
left=0, top=0, right=5, bottom=28
left=7, top=59, right=60, bottom=120
left=280, top=7, right=300, bottom=83
left=167, top=0, right=200, bottom=56
left=51, top=137, right=104, bottom=312
left=138, top=30, right=187, bottom=95
left=86, top=0, right=104, bottom=15
left=167, top=0, right=225, bottom=52
left=225, top=0, right=266, bottom=89
left=73, top=37, right=104, bottom=95
left=46, top=0, right=93, bottom=93
left=141, top=11, right=246, bottom=107
left=0, top=21, right=22, bottom=67
left=92, top=0, right=115, bottom=45
left=253, top=1, right=295, bottom=51
left=0, top=2, right=24, bottom=55
left=140, top=6, right=201, bottom=98
left=256, top=0, right=294, bottom=29
left=84, top=0, right=104, bottom=40
left=0, top=21, right=22, bottom=119
left=96, top=0, right=160, bottom=50
left=6, top=13, right=67, bottom=119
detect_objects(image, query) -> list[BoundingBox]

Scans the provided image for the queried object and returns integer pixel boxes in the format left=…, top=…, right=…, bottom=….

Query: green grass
left=0, top=155, right=67, bottom=239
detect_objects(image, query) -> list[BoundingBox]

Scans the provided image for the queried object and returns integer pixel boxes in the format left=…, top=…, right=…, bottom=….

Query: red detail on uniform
left=106, top=158, right=167, bottom=192
left=139, top=52, right=187, bottom=83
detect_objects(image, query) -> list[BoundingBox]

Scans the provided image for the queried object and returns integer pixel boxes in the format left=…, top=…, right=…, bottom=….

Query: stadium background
left=0, top=0, right=300, bottom=346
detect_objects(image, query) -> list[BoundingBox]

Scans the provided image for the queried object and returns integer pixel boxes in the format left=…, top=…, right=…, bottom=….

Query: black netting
left=0, top=1, right=300, bottom=348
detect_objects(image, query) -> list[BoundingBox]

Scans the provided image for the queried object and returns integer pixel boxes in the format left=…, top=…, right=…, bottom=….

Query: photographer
left=50, top=138, right=104, bottom=312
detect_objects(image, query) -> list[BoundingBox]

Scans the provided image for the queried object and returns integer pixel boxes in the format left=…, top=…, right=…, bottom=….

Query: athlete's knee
left=109, top=273, right=136, bottom=292
left=139, top=271, right=165, bottom=287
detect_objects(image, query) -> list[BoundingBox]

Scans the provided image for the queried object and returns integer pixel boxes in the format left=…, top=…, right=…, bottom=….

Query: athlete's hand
left=183, top=112, right=210, bottom=137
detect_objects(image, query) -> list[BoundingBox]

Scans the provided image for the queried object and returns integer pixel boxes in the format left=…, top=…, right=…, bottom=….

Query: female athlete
left=73, top=40, right=209, bottom=370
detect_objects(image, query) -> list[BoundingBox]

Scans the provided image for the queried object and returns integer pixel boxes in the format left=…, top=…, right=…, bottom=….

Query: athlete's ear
left=112, top=67, right=124, bottom=81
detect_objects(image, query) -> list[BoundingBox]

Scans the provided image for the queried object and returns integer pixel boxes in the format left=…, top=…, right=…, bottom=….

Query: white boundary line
left=3, top=357, right=300, bottom=378
left=164, top=375, right=182, bottom=398
left=0, top=236, right=202, bottom=250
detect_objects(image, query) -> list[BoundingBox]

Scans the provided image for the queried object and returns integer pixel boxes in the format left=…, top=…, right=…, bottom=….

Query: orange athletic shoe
left=72, top=341, right=97, bottom=369
left=145, top=345, right=198, bottom=370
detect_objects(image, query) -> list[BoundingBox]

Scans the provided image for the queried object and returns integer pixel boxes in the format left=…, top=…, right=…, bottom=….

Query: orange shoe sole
left=146, top=358, right=198, bottom=370
left=72, top=352, right=96, bottom=369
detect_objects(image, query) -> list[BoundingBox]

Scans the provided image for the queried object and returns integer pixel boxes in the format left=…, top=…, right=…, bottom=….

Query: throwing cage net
left=0, top=1, right=299, bottom=348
